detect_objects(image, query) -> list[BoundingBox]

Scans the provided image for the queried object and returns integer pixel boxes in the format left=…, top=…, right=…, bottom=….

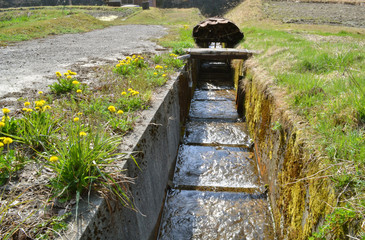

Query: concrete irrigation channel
left=64, top=48, right=338, bottom=239
left=157, top=53, right=274, bottom=239
left=63, top=48, right=277, bottom=239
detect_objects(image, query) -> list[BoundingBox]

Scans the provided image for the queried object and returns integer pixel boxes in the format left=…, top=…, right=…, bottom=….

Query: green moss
left=241, top=64, right=338, bottom=239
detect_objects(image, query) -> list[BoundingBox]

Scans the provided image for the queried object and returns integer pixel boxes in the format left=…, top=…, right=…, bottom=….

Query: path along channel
left=157, top=60, right=275, bottom=239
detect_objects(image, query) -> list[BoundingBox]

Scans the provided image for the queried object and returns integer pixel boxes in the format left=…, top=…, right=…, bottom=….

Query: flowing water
left=157, top=61, right=274, bottom=240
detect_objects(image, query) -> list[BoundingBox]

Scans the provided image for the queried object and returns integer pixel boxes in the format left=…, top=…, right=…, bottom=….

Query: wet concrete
left=173, top=145, right=261, bottom=189
left=157, top=61, right=274, bottom=239
left=193, top=89, right=236, bottom=101
left=189, top=100, right=239, bottom=120
left=158, top=190, right=273, bottom=240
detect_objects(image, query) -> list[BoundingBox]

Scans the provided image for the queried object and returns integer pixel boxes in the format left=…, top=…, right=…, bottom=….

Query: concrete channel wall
left=234, top=59, right=338, bottom=239
left=63, top=66, right=193, bottom=240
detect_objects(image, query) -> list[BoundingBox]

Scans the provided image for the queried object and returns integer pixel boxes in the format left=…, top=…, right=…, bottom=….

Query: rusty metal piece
left=193, top=18, right=244, bottom=48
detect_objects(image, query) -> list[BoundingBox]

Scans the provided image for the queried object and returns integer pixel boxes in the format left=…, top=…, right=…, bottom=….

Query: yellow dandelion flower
left=0, top=122, right=5, bottom=128
left=64, top=72, right=69, bottom=76
left=35, top=101, right=45, bottom=107
left=2, top=116, right=10, bottom=122
left=154, top=72, right=158, bottom=75
left=121, top=91, right=127, bottom=95
left=49, top=156, right=59, bottom=162
left=38, top=91, right=43, bottom=95
left=77, top=112, right=83, bottom=116
left=162, top=74, right=167, bottom=77
left=132, top=55, right=136, bottom=59
left=56, top=72, right=62, bottom=77
left=27, top=108, right=33, bottom=112
left=35, top=107, right=41, bottom=111
left=155, top=65, right=163, bottom=69
left=72, top=80, right=79, bottom=85
left=43, top=105, right=51, bottom=110
left=70, top=72, right=77, bottom=75
left=79, top=131, right=87, bottom=136
left=22, top=108, right=28, bottom=111
left=67, top=75, right=72, bottom=79
left=128, top=88, right=132, bottom=92
left=2, top=108, right=10, bottom=114
left=108, top=106, right=116, bottom=113
left=76, top=89, right=82, bottom=93
left=73, top=117, right=79, bottom=122
left=132, top=91, right=139, bottom=95
left=3, top=137, right=13, bottom=145
left=24, top=102, right=31, bottom=107
left=0, top=142, right=3, bottom=148
left=117, top=110, right=124, bottom=114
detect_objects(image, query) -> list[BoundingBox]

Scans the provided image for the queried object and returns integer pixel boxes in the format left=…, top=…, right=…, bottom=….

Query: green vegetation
left=160, top=27, right=196, bottom=55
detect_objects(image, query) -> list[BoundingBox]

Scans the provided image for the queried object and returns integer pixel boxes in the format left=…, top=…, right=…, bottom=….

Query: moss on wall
left=235, top=59, right=337, bottom=239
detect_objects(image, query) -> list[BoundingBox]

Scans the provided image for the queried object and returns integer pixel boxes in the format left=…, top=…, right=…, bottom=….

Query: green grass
left=242, top=27, right=365, bottom=163
left=240, top=23, right=365, bottom=238
left=159, top=27, right=196, bottom=54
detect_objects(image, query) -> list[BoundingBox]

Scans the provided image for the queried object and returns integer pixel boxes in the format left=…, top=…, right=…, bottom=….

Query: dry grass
left=225, top=0, right=264, bottom=25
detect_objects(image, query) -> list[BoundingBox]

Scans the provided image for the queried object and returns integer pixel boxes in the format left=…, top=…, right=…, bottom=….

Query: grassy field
left=227, top=0, right=365, bottom=238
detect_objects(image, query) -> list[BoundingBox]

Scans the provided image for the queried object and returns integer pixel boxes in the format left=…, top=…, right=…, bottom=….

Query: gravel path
left=0, top=25, right=166, bottom=107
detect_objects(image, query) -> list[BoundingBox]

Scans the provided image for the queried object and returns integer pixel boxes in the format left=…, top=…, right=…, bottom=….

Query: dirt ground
left=263, top=1, right=365, bottom=28
left=0, top=25, right=166, bottom=110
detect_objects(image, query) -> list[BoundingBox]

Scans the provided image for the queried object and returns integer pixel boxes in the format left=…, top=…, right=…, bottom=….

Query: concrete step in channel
left=157, top=71, right=274, bottom=239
